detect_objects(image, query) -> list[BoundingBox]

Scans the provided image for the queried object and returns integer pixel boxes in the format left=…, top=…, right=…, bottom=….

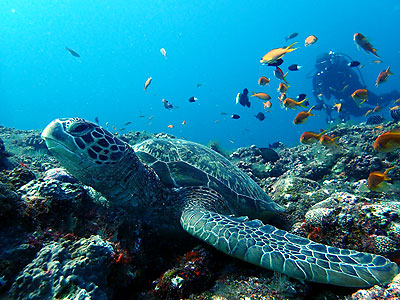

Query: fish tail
left=371, top=48, right=379, bottom=57
left=384, top=166, right=395, bottom=175
left=317, top=130, right=327, bottom=137
left=308, top=105, right=315, bottom=113
left=286, top=42, right=298, bottom=50
left=283, top=72, right=289, bottom=84
left=387, top=66, right=394, bottom=75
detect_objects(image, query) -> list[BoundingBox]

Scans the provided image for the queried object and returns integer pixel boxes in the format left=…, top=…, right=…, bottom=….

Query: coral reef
left=1, top=120, right=400, bottom=299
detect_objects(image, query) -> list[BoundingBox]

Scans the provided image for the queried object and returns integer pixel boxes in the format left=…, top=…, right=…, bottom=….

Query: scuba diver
left=311, top=51, right=400, bottom=123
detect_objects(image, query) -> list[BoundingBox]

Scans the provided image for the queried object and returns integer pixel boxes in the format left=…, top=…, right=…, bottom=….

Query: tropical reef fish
left=278, top=93, right=287, bottom=102
left=285, top=32, right=298, bottom=42
left=283, top=98, right=307, bottom=109
left=144, top=77, right=152, bottom=90
left=367, top=167, right=395, bottom=191
left=251, top=92, right=271, bottom=100
left=263, top=101, right=272, bottom=109
left=167, top=124, right=174, bottom=128
left=353, top=33, right=379, bottom=57
left=372, top=60, right=383, bottom=64
left=236, top=88, right=250, bottom=107
left=351, top=89, right=368, bottom=106
left=348, top=61, right=361, bottom=67
left=160, top=48, right=167, bottom=58
left=162, top=98, right=174, bottom=109
left=320, top=134, right=339, bottom=148
left=373, top=128, right=400, bottom=152
left=277, top=82, right=289, bottom=93
left=260, top=42, right=297, bottom=64
left=376, top=66, right=393, bottom=87
left=300, top=130, right=326, bottom=144
left=296, top=94, right=307, bottom=101
left=255, top=112, right=265, bottom=121
left=273, top=67, right=288, bottom=83
left=333, top=103, right=342, bottom=112
left=66, top=47, right=80, bottom=57
left=188, top=96, right=198, bottom=103
left=258, top=76, right=270, bottom=86
left=231, top=114, right=240, bottom=119
left=293, top=106, right=315, bottom=124
left=304, top=35, right=318, bottom=47
left=288, top=64, right=301, bottom=71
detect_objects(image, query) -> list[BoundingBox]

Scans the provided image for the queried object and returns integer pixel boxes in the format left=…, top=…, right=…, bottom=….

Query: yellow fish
left=260, top=42, right=297, bottom=64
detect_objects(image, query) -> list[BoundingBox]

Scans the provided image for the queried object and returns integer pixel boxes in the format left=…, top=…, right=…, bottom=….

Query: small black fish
left=259, top=148, right=279, bottom=162
left=231, top=114, right=240, bottom=119
left=196, top=83, right=203, bottom=88
left=288, top=64, right=301, bottom=71
left=188, top=96, right=198, bottom=103
left=366, top=115, right=384, bottom=125
left=237, top=88, right=250, bottom=108
left=348, top=61, right=361, bottom=67
left=220, top=112, right=228, bottom=115
left=285, top=32, right=299, bottom=42
left=296, top=93, right=307, bottom=101
left=66, top=47, right=80, bottom=58
left=124, top=121, right=132, bottom=126
left=267, top=58, right=284, bottom=67
left=162, top=99, right=174, bottom=109
left=255, top=112, right=265, bottom=121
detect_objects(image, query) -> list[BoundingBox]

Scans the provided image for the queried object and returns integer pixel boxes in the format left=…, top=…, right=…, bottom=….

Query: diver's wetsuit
left=312, top=52, right=399, bottom=122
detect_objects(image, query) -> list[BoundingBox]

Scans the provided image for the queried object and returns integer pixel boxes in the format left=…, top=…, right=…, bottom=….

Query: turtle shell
left=133, top=138, right=283, bottom=216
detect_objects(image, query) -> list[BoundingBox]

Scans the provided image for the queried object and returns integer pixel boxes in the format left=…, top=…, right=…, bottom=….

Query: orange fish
left=251, top=92, right=271, bottom=100
left=305, top=35, right=318, bottom=47
left=263, top=101, right=272, bottom=109
left=365, top=109, right=373, bottom=117
left=351, top=89, right=368, bottom=106
left=144, top=77, right=152, bottom=90
left=333, top=103, right=342, bottom=112
left=277, top=82, right=289, bottom=93
left=320, top=134, right=339, bottom=148
left=167, top=124, right=174, bottom=128
left=367, top=167, right=395, bottom=191
left=293, top=106, right=315, bottom=124
left=283, top=98, right=307, bottom=109
left=394, top=98, right=400, bottom=104
left=373, top=105, right=381, bottom=113
left=260, top=42, right=298, bottom=64
left=258, top=76, right=270, bottom=86
left=300, top=130, right=326, bottom=144
left=353, top=33, right=379, bottom=57
left=376, top=66, right=393, bottom=87
left=373, top=128, right=400, bottom=152
left=391, top=106, right=400, bottom=111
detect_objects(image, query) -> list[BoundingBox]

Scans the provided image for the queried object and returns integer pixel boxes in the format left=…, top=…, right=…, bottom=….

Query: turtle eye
left=68, top=123, right=91, bottom=135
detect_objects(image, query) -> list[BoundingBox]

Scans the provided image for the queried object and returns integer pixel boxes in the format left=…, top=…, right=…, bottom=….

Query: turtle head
left=41, top=118, right=129, bottom=187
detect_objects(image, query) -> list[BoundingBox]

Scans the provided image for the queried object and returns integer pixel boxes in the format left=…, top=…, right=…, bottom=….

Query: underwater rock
left=7, top=167, right=36, bottom=190
left=43, top=168, right=78, bottom=184
left=9, top=235, right=114, bottom=300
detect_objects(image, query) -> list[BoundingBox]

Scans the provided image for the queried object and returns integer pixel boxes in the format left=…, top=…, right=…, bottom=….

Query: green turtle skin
left=41, top=118, right=399, bottom=288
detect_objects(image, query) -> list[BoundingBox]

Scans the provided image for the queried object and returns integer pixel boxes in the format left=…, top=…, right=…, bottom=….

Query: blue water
left=1, top=0, right=399, bottom=149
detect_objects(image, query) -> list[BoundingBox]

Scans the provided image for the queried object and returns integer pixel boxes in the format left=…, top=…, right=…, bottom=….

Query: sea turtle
left=41, top=117, right=398, bottom=287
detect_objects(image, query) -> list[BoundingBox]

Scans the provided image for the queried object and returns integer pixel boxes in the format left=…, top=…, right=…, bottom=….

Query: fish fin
left=384, top=166, right=395, bottom=175
left=286, top=42, right=298, bottom=50
left=317, top=130, right=327, bottom=137
left=387, top=67, right=393, bottom=75
left=300, top=104, right=307, bottom=108
left=307, top=106, right=315, bottom=113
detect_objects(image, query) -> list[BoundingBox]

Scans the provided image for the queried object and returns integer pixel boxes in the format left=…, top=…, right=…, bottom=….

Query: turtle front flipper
left=180, top=189, right=399, bottom=287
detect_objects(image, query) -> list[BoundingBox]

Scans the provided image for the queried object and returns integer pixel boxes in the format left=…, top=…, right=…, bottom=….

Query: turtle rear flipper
left=180, top=188, right=399, bottom=287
